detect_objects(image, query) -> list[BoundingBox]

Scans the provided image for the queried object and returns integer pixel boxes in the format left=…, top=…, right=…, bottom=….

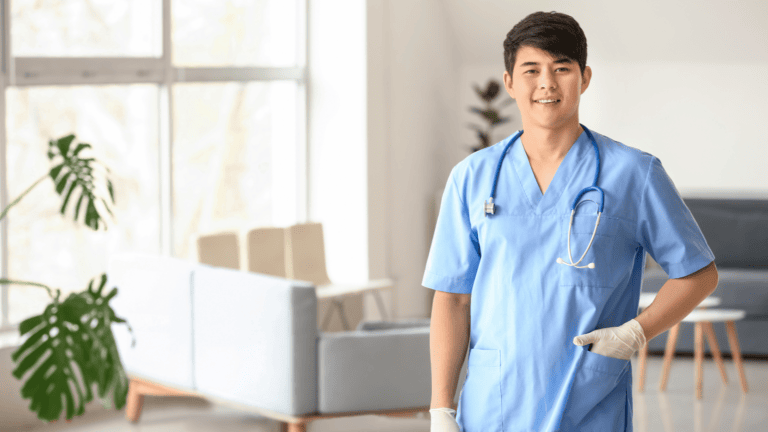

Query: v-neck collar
left=511, top=129, right=591, bottom=214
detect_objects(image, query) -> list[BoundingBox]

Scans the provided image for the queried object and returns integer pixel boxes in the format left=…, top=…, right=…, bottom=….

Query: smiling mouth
left=535, top=99, right=560, bottom=104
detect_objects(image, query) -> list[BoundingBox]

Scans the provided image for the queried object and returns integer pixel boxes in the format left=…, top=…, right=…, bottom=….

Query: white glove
left=430, top=407, right=460, bottom=432
left=573, top=319, right=647, bottom=360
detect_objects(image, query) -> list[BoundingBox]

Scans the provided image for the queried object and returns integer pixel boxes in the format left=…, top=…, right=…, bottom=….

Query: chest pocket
left=558, top=214, right=622, bottom=288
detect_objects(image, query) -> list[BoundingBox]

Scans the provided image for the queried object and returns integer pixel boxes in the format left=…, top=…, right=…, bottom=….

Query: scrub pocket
left=559, top=214, right=621, bottom=288
left=560, top=345, right=631, bottom=431
left=456, top=348, right=502, bottom=432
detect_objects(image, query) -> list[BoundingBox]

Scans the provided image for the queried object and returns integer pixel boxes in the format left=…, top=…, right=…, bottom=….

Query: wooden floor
left=11, top=355, right=768, bottom=432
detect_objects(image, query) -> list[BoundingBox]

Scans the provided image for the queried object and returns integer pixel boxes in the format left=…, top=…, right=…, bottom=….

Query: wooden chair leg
left=659, top=322, right=680, bottom=391
left=125, top=381, right=145, bottom=423
left=694, top=322, right=704, bottom=400
left=702, top=321, right=728, bottom=384
left=638, top=338, right=648, bottom=392
left=725, top=321, right=749, bottom=393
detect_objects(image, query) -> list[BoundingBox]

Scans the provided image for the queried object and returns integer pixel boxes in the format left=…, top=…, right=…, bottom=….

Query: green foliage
left=467, top=79, right=515, bottom=152
left=10, top=274, right=131, bottom=422
left=47, top=134, right=115, bottom=230
left=1, top=133, right=131, bottom=423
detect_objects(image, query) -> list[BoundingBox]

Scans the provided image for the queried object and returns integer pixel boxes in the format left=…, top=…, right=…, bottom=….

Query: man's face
left=503, top=45, right=591, bottom=131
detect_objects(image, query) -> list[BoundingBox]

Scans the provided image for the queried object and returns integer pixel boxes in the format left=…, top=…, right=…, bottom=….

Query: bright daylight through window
left=0, top=0, right=306, bottom=330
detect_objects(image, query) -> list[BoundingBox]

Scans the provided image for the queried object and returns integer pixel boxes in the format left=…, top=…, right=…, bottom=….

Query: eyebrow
left=518, top=58, right=574, bottom=68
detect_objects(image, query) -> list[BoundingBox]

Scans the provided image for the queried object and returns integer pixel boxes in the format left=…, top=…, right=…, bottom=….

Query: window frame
left=0, top=0, right=309, bottom=332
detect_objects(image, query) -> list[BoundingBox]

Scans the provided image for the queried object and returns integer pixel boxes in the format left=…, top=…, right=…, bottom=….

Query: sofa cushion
left=318, top=326, right=431, bottom=413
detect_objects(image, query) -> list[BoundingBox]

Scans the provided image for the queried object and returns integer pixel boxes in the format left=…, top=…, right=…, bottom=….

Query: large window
left=0, top=0, right=307, bottom=330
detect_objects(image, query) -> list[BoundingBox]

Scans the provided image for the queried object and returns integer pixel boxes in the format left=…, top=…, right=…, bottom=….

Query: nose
left=539, top=70, right=557, bottom=90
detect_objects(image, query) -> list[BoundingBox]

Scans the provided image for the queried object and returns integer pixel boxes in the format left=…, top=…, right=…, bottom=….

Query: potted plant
left=0, top=134, right=132, bottom=422
left=468, top=79, right=515, bottom=153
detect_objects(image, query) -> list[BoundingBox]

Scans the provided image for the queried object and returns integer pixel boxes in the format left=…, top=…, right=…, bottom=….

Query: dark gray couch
left=642, top=198, right=768, bottom=356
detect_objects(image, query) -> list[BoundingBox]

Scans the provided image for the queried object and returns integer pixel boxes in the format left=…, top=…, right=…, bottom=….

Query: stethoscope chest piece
left=484, top=197, right=495, bottom=216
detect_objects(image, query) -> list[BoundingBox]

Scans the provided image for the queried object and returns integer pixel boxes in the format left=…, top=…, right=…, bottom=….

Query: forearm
left=430, top=293, right=470, bottom=409
left=635, top=261, right=718, bottom=341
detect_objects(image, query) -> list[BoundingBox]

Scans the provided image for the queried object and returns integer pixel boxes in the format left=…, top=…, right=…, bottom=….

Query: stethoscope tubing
left=485, top=124, right=604, bottom=269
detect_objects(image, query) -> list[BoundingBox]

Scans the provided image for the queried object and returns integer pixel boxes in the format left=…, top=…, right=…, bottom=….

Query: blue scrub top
left=422, top=129, right=715, bottom=432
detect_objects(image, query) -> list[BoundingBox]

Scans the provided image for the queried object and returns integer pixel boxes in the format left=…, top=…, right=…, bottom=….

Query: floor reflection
left=634, top=385, right=748, bottom=432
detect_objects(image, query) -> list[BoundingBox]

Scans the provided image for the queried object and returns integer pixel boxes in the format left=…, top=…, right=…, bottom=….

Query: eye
left=524, top=70, right=537, bottom=74
left=556, top=67, right=570, bottom=72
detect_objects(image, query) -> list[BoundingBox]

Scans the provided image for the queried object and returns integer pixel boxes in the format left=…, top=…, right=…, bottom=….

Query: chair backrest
left=197, top=232, right=240, bottom=270
left=285, top=222, right=331, bottom=285
left=247, top=226, right=287, bottom=277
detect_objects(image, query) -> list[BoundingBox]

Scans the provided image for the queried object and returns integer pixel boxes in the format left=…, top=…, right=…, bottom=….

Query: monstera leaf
left=10, top=274, right=131, bottom=422
left=47, top=134, right=114, bottom=230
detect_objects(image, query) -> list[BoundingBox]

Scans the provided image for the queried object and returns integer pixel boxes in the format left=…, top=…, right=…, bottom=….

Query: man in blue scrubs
left=426, top=11, right=719, bottom=432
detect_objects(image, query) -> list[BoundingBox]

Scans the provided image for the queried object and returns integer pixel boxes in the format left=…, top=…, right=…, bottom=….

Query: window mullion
left=1, top=0, right=10, bottom=329
left=14, top=57, right=165, bottom=86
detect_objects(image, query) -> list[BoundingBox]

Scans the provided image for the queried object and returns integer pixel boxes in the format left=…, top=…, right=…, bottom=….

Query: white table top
left=683, top=308, right=746, bottom=322
left=639, top=292, right=721, bottom=309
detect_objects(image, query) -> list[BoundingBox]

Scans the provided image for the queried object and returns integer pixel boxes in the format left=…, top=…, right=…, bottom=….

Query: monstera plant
left=0, top=134, right=132, bottom=422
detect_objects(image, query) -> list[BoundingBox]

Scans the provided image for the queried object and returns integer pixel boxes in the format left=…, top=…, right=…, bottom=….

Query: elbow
left=707, top=261, right=719, bottom=293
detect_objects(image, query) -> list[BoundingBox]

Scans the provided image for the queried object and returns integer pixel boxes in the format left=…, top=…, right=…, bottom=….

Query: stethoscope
left=484, top=123, right=604, bottom=269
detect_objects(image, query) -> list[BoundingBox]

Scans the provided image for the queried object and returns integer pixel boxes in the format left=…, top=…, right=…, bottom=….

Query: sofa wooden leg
left=280, top=421, right=307, bottom=432
left=125, top=380, right=145, bottom=423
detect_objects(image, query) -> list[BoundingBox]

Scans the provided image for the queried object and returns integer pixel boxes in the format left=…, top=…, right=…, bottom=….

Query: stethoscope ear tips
left=587, top=262, right=595, bottom=269
left=556, top=257, right=565, bottom=264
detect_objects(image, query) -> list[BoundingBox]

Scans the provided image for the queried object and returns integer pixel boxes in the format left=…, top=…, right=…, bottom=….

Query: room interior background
left=1, top=0, right=767, bottom=429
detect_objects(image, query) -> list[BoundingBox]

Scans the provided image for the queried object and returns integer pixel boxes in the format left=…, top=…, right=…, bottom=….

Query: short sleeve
left=635, top=156, right=715, bottom=279
left=422, top=166, right=481, bottom=294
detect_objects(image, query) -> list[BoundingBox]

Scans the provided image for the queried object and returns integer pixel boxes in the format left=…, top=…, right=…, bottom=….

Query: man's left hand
left=573, top=319, right=647, bottom=360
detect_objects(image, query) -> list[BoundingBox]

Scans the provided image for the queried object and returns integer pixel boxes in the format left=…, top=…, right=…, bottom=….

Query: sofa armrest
left=108, top=253, right=196, bottom=390
left=317, top=325, right=431, bottom=413
left=192, top=264, right=318, bottom=416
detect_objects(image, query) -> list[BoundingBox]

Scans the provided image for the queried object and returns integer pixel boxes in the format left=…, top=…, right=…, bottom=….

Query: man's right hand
left=430, top=407, right=460, bottom=431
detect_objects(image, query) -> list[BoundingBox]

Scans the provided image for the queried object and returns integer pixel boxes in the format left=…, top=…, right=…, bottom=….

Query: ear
left=580, top=66, right=592, bottom=94
left=503, top=70, right=516, bottom=99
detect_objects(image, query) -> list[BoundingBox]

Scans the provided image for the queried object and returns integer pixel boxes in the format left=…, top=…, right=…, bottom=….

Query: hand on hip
left=573, top=318, right=647, bottom=360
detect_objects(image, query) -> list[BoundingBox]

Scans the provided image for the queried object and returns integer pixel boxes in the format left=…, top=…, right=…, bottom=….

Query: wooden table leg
left=725, top=321, right=749, bottom=393
left=702, top=321, right=728, bottom=384
left=659, top=322, right=680, bottom=391
left=694, top=322, right=704, bottom=400
left=638, top=339, right=648, bottom=392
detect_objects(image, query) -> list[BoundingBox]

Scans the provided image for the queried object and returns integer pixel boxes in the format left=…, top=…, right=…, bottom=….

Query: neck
left=520, top=121, right=584, bottom=164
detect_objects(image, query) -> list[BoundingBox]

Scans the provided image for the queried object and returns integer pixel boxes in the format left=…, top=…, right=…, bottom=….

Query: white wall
left=310, top=0, right=460, bottom=321
left=366, top=0, right=461, bottom=319
left=308, top=0, right=368, bottom=284
left=454, top=2, right=768, bottom=198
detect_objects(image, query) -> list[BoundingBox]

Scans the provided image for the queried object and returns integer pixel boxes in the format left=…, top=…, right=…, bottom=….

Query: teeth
left=536, top=100, right=558, bottom=103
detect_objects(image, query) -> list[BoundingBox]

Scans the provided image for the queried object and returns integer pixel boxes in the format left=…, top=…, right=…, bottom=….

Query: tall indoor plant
left=0, top=134, right=131, bottom=422
left=468, top=79, right=515, bottom=153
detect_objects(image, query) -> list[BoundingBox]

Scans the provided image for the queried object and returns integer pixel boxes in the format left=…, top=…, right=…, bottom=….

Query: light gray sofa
left=108, top=253, right=431, bottom=430
left=642, top=198, right=768, bottom=356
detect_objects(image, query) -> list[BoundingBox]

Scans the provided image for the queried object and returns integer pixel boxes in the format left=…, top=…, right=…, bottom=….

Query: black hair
left=503, top=11, right=587, bottom=77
